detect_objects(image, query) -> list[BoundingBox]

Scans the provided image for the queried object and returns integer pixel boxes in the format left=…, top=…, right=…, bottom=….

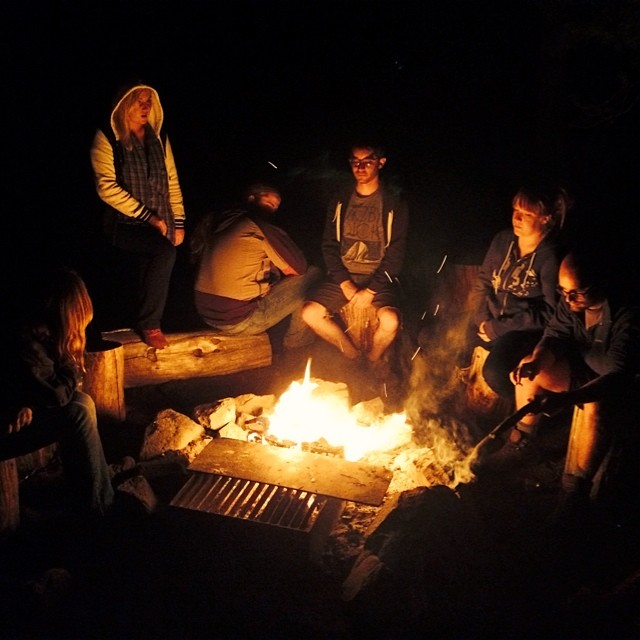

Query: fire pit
left=169, top=436, right=393, bottom=562
left=166, top=357, right=473, bottom=563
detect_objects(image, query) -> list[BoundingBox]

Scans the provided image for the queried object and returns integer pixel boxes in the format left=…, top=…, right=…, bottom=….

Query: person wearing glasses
left=479, top=248, right=640, bottom=499
left=301, top=141, right=409, bottom=382
left=466, top=184, right=567, bottom=402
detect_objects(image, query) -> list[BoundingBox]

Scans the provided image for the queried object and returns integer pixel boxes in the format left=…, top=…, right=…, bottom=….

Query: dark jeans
left=483, top=329, right=543, bottom=398
left=0, top=391, right=114, bottom=516
left=204, top=266, right=323, bottom=348
left=111, top=223, right=176, bottom=330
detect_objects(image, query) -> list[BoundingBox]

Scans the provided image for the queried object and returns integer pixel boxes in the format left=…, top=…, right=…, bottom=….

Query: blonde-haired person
left=466, top=184, right=565, bottom=409
left=1, top=268, right=114, bottom=518
left=90, top=82, right=186, bottom=349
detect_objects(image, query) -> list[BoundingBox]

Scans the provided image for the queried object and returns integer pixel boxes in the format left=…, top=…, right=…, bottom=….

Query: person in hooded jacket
left=466, top=184, right=566, bottom=399
left=191, top=183, right=321, bottom=349
left=90, top=82, right=186, bottom=350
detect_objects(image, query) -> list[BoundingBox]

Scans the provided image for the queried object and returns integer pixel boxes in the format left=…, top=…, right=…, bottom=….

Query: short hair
left=562, top=243, right=609, bottom=291
left=349, top=141, right=386, bottom=159
left=245, top=183, right=281, bottom=200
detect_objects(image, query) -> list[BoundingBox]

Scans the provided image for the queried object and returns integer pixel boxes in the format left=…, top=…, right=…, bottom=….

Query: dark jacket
left=2, top=323, right=80, bottom=428
left=321, top=185, right=409, bottom=293
left=470, top=229, right=560, bottom=341
left=539, top=295, right=640, bottom=379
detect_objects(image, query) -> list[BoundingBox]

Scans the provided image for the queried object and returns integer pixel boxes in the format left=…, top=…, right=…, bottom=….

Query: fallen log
left=102, top=329, right=272, bottom=388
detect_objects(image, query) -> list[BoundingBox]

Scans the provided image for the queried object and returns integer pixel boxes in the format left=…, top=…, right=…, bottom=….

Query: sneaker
left=140, top=328, right=169, bottom=349
left=474, top=430, right=540, bottom=473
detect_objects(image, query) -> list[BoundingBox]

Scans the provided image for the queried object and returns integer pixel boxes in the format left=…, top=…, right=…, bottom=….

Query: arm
left=164, top=136, right=186, bottom=245
left=321, top=199, right=352, bottom=286
left=469, top=233, right=503, bottom=330
left=21, top=341, right=80, bottom=409
left=257, top=219, right=308, bottom=276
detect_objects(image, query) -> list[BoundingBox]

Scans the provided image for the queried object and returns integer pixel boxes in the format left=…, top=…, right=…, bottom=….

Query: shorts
left=307, top=278, right=398, bottom=315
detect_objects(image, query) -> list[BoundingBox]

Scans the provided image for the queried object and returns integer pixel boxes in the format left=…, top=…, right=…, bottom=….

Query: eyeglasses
left=349, top=157, right=378, bottom=169
left=556, top=285, right=591, bottom=300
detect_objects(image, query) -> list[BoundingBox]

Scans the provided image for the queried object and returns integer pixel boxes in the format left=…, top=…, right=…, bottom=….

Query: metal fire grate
left=170, top=471, right=332, bottom=533
left=168, top=438, right=392, bottom=561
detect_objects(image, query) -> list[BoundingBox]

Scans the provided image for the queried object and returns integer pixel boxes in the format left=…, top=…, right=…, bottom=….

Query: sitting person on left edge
left=191, top=182, right=321, bottom=350
left=1, top=267, right=114, bottom=520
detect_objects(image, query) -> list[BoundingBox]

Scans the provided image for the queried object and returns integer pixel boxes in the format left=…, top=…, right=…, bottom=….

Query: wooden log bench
left=101, top=328, right=272, bottom=388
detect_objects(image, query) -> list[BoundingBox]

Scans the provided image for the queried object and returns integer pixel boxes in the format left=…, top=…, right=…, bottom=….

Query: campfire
left=260, top=359, right=412, bottom=462
left=183, top=357, right=477, bottom=495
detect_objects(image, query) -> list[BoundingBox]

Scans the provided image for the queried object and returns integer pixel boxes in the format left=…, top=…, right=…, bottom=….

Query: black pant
left=483, top=329, right=543, bottom=398
left=110, top=223, right=176, bottom=330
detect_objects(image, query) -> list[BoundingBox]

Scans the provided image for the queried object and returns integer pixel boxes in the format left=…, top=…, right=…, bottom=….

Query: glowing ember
left=266, top=359, right=413, bottom=462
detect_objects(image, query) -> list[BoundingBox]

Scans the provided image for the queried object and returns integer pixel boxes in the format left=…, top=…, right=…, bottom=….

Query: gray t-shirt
left=341, top=190, right=385, bottom=276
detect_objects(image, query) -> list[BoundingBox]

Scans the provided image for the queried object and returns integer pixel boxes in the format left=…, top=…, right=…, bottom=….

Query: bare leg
left=368, top=306, right=399, bottom=363
left=514, top=356, right=571, bottom=435
left=301, top=301, right=359, bottom=359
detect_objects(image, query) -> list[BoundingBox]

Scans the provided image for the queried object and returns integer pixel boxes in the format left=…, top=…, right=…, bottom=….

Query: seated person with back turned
left=192, top=183, right=321, bottom=350
left=466, top=184, right=566, bottom=400
left=302, top=141, right=409, bottom=379
left=480, top=247, right=640, bottom=519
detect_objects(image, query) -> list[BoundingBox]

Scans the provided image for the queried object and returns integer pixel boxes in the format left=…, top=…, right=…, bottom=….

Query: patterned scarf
left=121, top=128, right=175, bottom=243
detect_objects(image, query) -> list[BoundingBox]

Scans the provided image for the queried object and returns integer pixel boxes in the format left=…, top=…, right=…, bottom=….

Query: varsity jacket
left=470, top=228, right=560, bottom=341
left=321, top=185, right=409, bottom=293
left=89, top=84, right=185, bottom=229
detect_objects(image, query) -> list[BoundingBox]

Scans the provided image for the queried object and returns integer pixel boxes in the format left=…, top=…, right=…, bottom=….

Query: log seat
left=101, top=329, right=272, bottom=388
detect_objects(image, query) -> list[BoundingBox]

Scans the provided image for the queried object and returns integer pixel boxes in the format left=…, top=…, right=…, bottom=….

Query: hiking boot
left=139, top=328, right=169, bottom=349
left=474, top=429, right=540, bottom=473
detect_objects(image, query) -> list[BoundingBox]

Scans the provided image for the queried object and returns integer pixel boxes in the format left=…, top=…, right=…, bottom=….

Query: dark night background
left=5, top=0, right=640, bottom=331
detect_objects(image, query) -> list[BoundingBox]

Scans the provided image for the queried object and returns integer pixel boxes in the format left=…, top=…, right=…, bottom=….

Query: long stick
left=469, top=396, right=542, bottom=463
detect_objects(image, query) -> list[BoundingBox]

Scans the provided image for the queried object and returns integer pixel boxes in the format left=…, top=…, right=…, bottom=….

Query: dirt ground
left=2, top=336, right=639, bottom=639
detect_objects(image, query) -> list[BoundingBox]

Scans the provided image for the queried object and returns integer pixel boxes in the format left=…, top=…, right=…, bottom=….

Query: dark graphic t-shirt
left=341, top=191, right=385, bottom=276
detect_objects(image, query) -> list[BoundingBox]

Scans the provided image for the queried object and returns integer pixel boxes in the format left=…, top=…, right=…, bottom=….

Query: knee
left=304, top=265, right=323, bottom=287
left=377, top=307, right=399, bottom=335
left=67, top=391, right=98, bottom=428
left=482, top=362, right=511, bottom=397
left=302, top=301, right=325, bottom=327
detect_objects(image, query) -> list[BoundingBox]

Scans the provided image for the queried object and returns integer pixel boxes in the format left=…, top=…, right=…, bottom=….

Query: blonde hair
left=112, top=88, right=152, bottom=151
left=46, top=269, right=94, bottom=373
left=512, top=187, right=559, bottom=233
